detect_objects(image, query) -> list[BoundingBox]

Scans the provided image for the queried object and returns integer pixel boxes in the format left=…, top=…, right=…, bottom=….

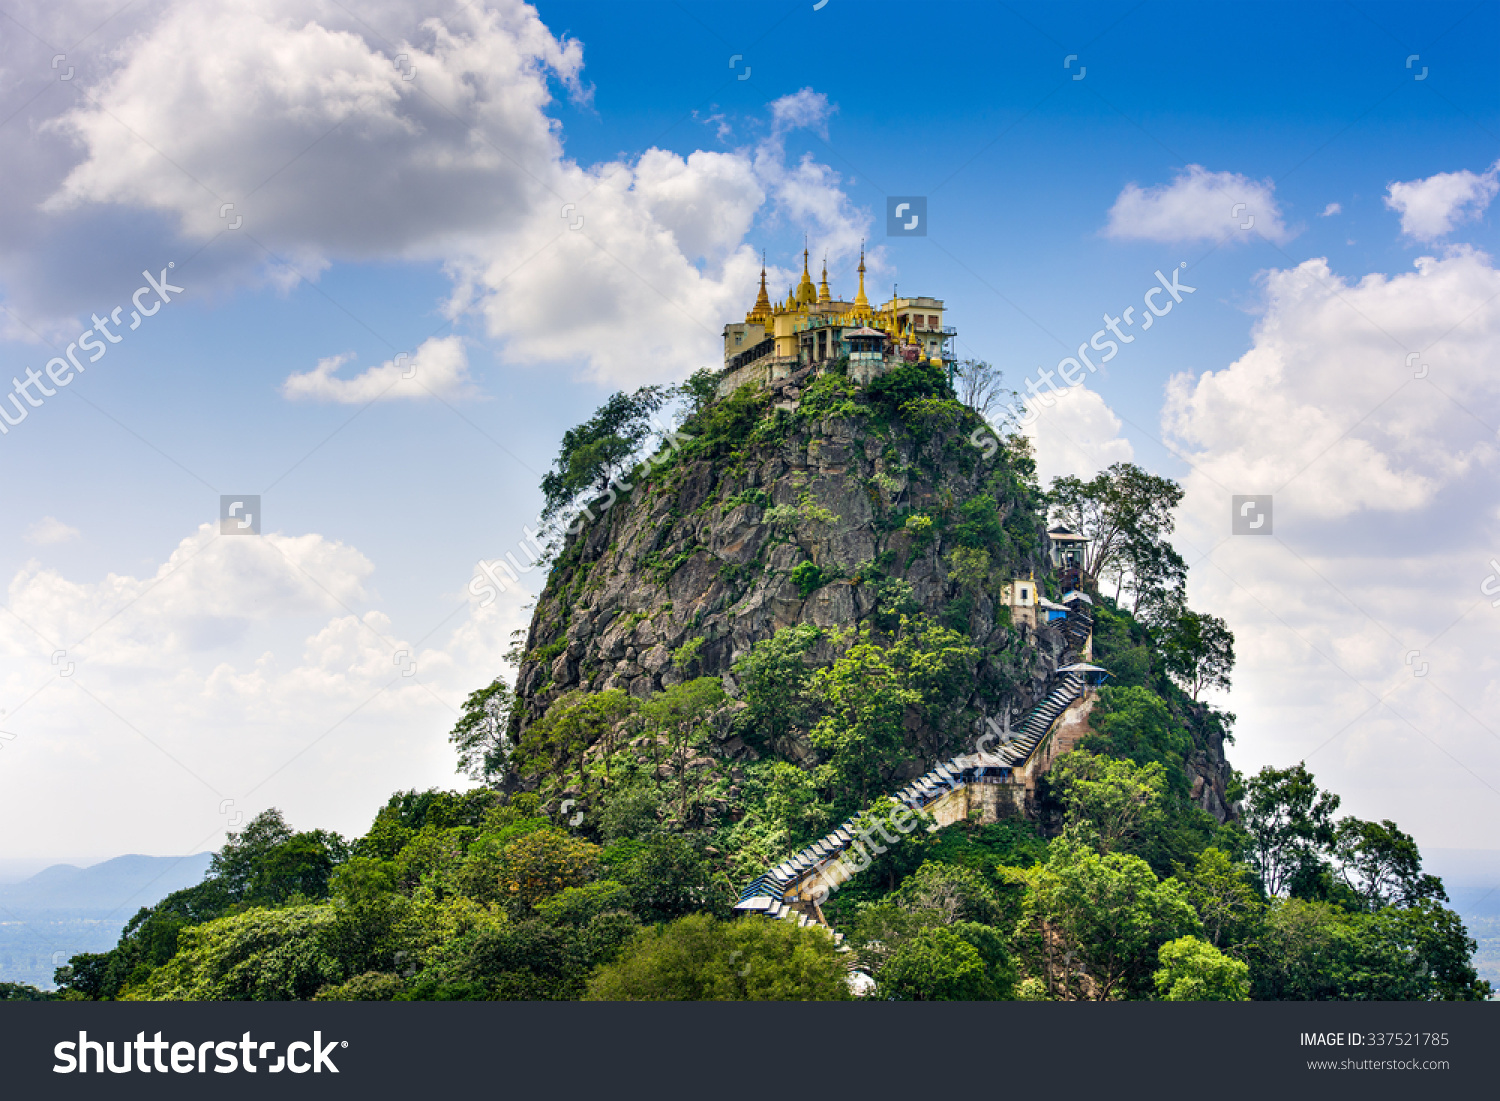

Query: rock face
left=1186, top=703, right=1236, bottom=822
left=511, top=407, right=1234, bottom=822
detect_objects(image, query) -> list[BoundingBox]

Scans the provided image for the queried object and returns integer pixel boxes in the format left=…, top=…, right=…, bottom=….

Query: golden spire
left=797, top=239, right=816, bottom=306
left=747, top=251, right=771, bottom=324
left=853, top=242, right=869, bottom=316
left=818, top=253, right=831, bottom=305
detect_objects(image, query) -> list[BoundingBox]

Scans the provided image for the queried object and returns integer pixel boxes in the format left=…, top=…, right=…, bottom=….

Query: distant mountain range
left=0, top=853, right=212, bottom=915
left=0, top=853, right=213, bottom=988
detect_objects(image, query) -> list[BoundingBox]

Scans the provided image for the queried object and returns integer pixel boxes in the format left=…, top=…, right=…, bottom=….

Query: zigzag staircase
left=733, top=596, right=1096, bottom=932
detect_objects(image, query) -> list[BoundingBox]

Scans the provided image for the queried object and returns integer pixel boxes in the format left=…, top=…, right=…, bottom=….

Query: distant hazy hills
left=0, top=853, right=214, bottom=987
left=1425, top=849, right=1500, bottom=919
left=0, top=853, right=212, bottom=915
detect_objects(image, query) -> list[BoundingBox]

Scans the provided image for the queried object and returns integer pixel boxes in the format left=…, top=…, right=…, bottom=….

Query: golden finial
left=853, top=241, right=869, bottom=314
left=747, top=248, right=772, bottom=323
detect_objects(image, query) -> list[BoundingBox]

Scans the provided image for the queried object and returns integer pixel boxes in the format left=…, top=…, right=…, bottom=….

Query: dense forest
left=14, top=359, right=1489, bottom=1002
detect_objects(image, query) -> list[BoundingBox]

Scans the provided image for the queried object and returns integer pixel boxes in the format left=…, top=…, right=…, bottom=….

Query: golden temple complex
left=719, top=245, right=955, bottom=397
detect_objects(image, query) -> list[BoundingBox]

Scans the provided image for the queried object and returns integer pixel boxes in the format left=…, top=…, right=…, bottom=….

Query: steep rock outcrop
left=510, top=397, right=1234, bottom=823
left=515, top=412, right=1058, bottom=768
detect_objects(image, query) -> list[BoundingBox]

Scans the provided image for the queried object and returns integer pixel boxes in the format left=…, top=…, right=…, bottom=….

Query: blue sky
left=1, top=0, right=1497, bottom=863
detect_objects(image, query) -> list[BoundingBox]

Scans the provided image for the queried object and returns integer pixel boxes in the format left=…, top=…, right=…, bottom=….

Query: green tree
left=1333, top=817, right=1447, bottom=910
left=745, top=760, right=834, bottom=852
left=946, top=546, right=991, bottom=592
left=209, top=809, right=347, bottom=905
left=888, top=617, right=981, bottom=715
left=1176, top=847, right=1263, bottom=948
left=1125, top=537, right=1189, bottom=622
left=1158, top=609, right=1235, bottom=700
left=638, top=677, right=727, bottom=821
left=1023, top=842, right=1200, bottom=1000
left=130, top=905, right=343, bottom=1001
left=209, top=809, right=295, bottom=896
left=596, top=780, right=665, bottom=843
left=1343, top=901, right=1492, bottom=1001
left=1050, top=750, right=1167, bottom=856
left=674, top=368, right=720, bottom=421
left=809, top=632, right=922, bottom=803
left=867, top=361, right=952, bottom=412
left=732, top=623, right=822, bottom=750
left=878, top=922, right=1015, bottom=1001
left=1248, top=898, right=1351, bottom=1000
left=409, top=913, right=638, bottom=1001
left=602, top=835, right=724, bottom=924
left=246, top=830, right=347, bottom=904
left=314, top=971, right=407, bottom=1001
left=584, top=914, right=851, bottom=1001
left=449, top=677, right=513, bottom=781
left=1248, top=897, right=1492, bottom=1001
left=809, top=620, right=977, bottom=805
left=540, top=385, right=670, bottom=522
left=1241, top=763, right=1341, bottom=898
left=1049, top=462, right=1183, bottom=595
left=533, top=880, right=634, bottom=927
left=1082, top=686, right=1192, bottom=785
left=522, top=687, right=637, bottom=795
left=53, top=953, right=116, bottom=1000
left=321, top=892, right=417, bottom=980
left=1154, top=936, right=1250, bottom=1000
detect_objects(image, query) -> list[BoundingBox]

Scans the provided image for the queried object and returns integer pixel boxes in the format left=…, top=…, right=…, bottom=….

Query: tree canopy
left=540, top=384, right=670, bottom=523
left=584, top=914, right=850, bottom=1001
left=1049, top=462, right=1183, bottom=599
left=1159, top=609, right=1235, bottom=700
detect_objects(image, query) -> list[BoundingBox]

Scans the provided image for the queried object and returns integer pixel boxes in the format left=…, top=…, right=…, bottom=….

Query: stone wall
left=1015, top=692, right=1097, bottom=800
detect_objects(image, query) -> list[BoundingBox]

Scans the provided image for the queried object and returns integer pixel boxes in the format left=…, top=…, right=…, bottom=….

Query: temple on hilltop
left=719, top=245, right=955, bottom=400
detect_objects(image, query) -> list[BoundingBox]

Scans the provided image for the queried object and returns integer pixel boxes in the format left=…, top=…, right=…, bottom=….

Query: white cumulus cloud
left=1385, top=161, right=1500, bottom=242
left=1161, top=247, right=1500, bottom=845
left=769, top=87, right=834, bottom=138
left=9, top=1, right=870, bottom=387
left=1105, top=165, right=1291, bottom=245
left=1023, top=385, right=1134, bottom=485
left=0, top=520, right=527, bottom=857
left=281, top=335, right=474, bottom=404
left=23, top=517, right=80, bottom=546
